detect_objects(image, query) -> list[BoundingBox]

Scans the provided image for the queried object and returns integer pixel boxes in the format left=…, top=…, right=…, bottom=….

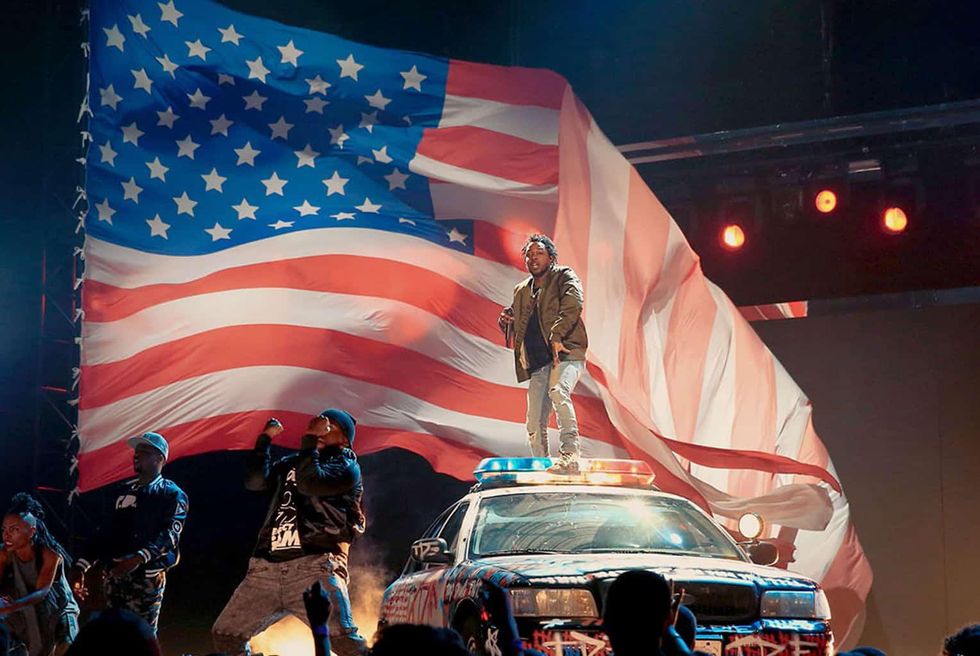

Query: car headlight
left=509, top=588, right=598, bottom=618
left=760, top=590, right=831, bottom=620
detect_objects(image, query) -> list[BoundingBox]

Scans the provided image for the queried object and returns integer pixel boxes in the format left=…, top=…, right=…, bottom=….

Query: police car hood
left=471, top=552, right=817, bottom=589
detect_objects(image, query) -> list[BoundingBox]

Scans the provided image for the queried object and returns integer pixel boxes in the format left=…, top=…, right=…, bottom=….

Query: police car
left=378, top=458, right=833, bottom=656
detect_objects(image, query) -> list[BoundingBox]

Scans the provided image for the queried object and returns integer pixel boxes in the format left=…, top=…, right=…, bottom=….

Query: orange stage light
left=814, top=189, right=837, bottom=214
left=721, top=224, right=746, bottom=250
left=882, top=207, right=908, bottom=233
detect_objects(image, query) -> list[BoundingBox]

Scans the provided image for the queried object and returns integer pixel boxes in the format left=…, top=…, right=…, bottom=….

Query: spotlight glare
left=814, top=189, right=837, bottom=214
left=882, top=207, right=908, bottom=234
left=721, top=224, right=745, bottom=250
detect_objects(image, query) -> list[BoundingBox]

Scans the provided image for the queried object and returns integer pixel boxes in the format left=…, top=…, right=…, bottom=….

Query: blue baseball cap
left=320, top=409, right=356, bottom=444
left=127, top=431, right=169, bottom=460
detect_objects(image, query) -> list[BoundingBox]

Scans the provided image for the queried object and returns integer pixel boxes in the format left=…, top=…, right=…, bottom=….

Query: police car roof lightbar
left=473, top=457, right=656, bottom=488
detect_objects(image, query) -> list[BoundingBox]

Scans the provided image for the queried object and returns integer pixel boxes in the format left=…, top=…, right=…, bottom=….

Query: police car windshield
left=470, top=492, right=742, bottom=560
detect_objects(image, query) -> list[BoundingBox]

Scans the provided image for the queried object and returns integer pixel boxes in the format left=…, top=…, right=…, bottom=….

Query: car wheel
left=457, top=612, right=486, bottom=656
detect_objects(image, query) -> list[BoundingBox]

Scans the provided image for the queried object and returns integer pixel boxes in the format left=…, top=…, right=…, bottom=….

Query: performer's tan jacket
left=508, top=265, right=589, bottom=383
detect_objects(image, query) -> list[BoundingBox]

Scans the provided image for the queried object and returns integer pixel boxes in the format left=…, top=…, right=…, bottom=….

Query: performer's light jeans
left=212, top=552, right=367, bottom=656
left=526, top=360, right=585, bottom=458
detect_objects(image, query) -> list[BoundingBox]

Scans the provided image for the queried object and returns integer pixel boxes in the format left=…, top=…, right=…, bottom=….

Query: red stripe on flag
left=446, top=59, right=567, bottom=110
left=617, top=169, right=673, bottom=409
left=553, top=92, right=593, bottom=290
left=416, top=126, right=558, bottom=186
left=728, top=304, right=779, bottom=499
left=472, top=220, right=529, bottom=270
left=83, top=255, right=503, bottom=333
left=663, top=276, right=717, bottom=443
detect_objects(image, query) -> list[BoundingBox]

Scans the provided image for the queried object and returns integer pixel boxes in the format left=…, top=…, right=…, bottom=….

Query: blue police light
left=474, top=457, right=553, bottom=482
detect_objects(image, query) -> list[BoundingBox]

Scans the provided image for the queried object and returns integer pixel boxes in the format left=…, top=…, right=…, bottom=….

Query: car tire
left=457, top=612, right=486, bottom=656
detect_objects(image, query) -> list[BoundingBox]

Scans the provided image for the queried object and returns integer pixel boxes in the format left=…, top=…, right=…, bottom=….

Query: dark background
left=2, top=1, right=979, bottom=654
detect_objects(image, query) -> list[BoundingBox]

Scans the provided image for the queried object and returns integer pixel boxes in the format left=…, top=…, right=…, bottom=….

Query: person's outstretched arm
left=303, top=580, right=333, bottom=656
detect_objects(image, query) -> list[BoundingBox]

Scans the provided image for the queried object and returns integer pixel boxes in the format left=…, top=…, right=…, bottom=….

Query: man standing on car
left=498, top=234, right=589, bottom=474
left=212, top=410, right=368, bottom=656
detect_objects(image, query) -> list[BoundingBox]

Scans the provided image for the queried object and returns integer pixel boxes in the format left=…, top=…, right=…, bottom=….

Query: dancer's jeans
left=212, top=552, right=368, bottom=656
left=526, top=360, right=585, bottom=458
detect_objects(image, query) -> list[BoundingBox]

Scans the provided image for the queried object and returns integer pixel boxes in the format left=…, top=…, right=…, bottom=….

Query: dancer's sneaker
left=547, top=452, right=581, bottom=475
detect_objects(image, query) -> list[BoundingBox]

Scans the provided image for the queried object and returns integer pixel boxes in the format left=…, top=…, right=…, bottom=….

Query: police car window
left=470, top=492, right=741, bottom=560
left=437, top=502, right=468, bottom=553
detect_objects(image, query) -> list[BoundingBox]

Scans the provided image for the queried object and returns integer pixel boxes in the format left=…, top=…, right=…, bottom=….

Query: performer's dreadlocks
left=6, top=492, right=71, bottom=564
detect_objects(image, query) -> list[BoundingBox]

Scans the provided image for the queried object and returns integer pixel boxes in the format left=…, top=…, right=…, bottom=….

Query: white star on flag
left=293, top=200, right=320, bottom=216
left=384, top=168, right=409, bottom=190
left=400, top=65, right=427, bottom=91
left=322, top=171, right=349, bottom=196
left=356, top=156, right=372, bottom=166
left=205, top=222, right=232, bottom=241
left=447, top=227, right=468, bottom=244
left=365, top=89, right=392, bottom=111
left=176, top=135, right=200, bottom=159
left=100, top=85, right=122, bottom=110
left=268, top=116, right=294, bottom=141
left=202, top=168, right=228, bottom=192
left=277, top=40, right=304, bottom=66
left=146, top=214, right=170, bottom=238
left=246, top=56, right=271, bottom=83
left=159, top=1, right=183, bottom=27
left=103, top=24, right=125, bottom=51
left=336, top=54, right=364, bottom=80
left=186, top=39, right=211, bottom=61
left=131, top=68, right=153, bottom=93
left=156, top=53, right=177, bottom=78
left=243, top=90, right=267, bottom=111
left=305, top=75, right=330, bottom=95
left=156, top=106, right=178, bottom=129
left=261, top=172, right=288, bottom=196
left=294, top=144, right=319, bottom=168
left=121, top=122, right=144, bottom=146
left=173, top=191, right=198, bottom=216
left=269, top=220, right=294, bottom=230
left=209, top=114, right=234, bottom=136
left=94, top=199, right=116, bottom=223
left=121, top=177, right=143, bottom=203
left=328, top=125, right=349, bottom=148
left=187, top=88, right=211, bottom=110
left=331, top=212, right=355, bottom=221
left=355, top=198, right=382, bottom=214
left=398, top=217, right=416, bottom=225
left=372, top=145, right=393, bottom=164
left=304, top=97, right=328, bottom=114
left=234, top=142, right=260, bottom=166
left=98, top=141, right=117, bottom=166
left=358, top=111, right=377, bottom=133
left=218, top=24, right=243, bottom=45
left=128, top=14, right=151, bottom=38
left=218, top=74, right=235, bottom=86
left=232, top=198, right=259, bottom=220
left=146, top=157, right=169, bottom=181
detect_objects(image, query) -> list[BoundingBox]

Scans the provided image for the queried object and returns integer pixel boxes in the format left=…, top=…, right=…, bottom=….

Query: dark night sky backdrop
left=1, top=1, right=979, bottom=653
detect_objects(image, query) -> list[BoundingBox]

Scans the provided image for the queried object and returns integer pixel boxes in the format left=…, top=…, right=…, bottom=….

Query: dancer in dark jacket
left=212, top=409, right=368, bottom=656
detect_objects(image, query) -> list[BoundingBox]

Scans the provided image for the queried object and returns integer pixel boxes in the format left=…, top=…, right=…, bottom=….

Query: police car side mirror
left=746, top=541, right=779, bottom=566
left=411, top=538, right=454, bottom=565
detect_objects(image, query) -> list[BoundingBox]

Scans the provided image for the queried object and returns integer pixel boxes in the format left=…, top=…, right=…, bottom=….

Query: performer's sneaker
left=548, top=452, right=581, bottom=475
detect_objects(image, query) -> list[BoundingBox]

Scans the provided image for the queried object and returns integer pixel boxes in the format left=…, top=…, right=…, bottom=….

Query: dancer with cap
left=69, top=432, right=188, bottom=633
left=212, top=410, right=368, bottom=656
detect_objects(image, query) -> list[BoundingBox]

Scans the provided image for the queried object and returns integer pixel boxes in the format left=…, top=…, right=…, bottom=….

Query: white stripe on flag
left=441, top=94, right=560, bottom=146
left=409, top=153, right=558, bottom=200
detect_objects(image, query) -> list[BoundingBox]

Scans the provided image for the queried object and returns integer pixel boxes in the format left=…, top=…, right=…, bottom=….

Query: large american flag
left=83, top=0, right=871, bottom=643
